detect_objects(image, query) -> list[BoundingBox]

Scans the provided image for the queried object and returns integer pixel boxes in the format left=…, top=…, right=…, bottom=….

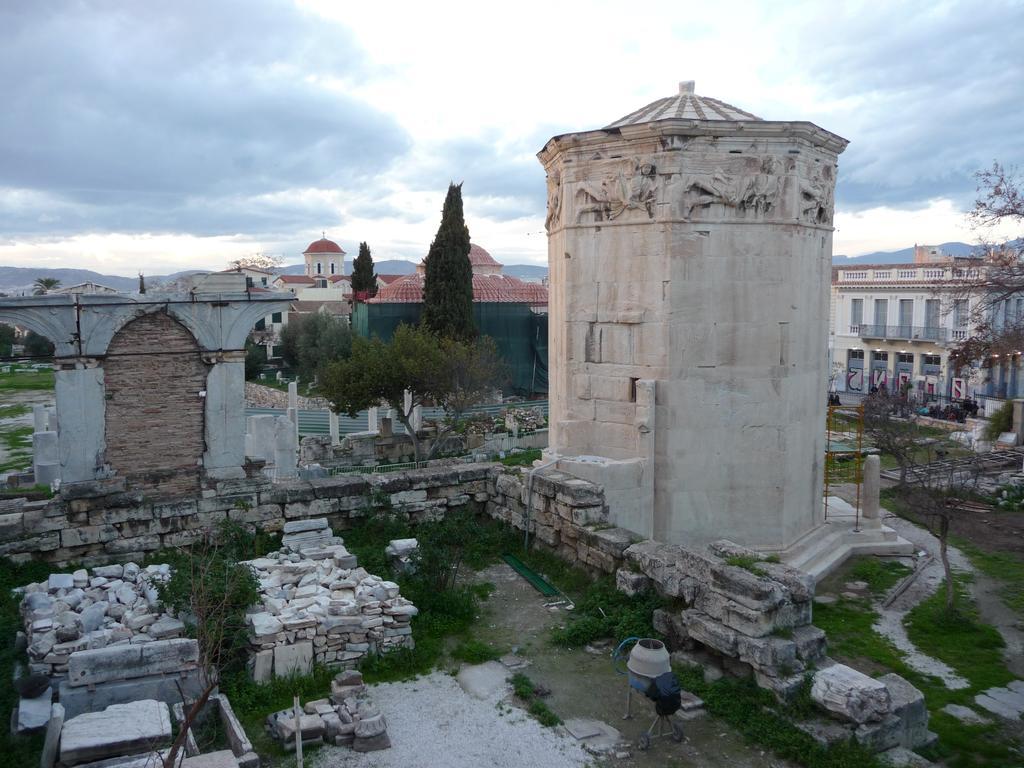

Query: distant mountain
left=503, top=264, right=548, bottom=279
left=373, top=260, right=417, bottom=276
left=0, top=266, right=141, bottom=295
left=832, top=242, right=977, bottom=265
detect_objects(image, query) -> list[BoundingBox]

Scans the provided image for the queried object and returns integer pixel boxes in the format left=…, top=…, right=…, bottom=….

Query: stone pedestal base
left=774, top=497, right=915, bottom=582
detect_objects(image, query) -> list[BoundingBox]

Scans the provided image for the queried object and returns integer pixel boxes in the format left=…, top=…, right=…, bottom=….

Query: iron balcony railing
left=853, top=324, right=950, bottom=342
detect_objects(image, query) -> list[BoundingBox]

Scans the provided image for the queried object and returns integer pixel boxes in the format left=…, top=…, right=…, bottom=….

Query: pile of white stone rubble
left=266, top=670, right=390, bottom=753
left=18, top=562, right=182, bottom=681
left=242, top=518, right=417, bottom=679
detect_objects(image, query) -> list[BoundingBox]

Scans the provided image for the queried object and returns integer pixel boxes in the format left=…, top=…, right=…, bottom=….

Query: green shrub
left=550, top=578, right=666, bottom=647
left=983, top=399, right=1013, bottom=441
left=452, top=639, right=503, bottom=664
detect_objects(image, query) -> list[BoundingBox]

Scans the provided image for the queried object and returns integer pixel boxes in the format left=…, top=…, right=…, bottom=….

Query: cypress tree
left=351, top=241, right=376, bottom=294
left=422, top=183, right=475, bottom=339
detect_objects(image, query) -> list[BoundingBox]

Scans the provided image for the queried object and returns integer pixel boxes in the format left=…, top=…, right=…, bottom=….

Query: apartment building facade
left=831, top=257, right=980, bottom=398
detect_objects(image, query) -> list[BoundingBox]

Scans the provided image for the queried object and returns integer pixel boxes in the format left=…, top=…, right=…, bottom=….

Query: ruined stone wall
left=0, top=463, right=635, bottom=576
left=103, top=312, right=209, bottom=496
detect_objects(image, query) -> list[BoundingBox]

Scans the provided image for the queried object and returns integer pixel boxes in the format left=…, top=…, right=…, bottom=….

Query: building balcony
left=853, top=324, right=950, bottom=343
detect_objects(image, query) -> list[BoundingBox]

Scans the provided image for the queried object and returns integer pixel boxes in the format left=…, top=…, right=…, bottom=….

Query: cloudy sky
left=1, top=0, right=1022, bottom=275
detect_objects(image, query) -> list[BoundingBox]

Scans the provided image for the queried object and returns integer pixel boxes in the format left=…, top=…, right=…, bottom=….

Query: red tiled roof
left=275, top=275, right=316, bottom=284
left=368, top=273, right=548, bottom=306
left=468, top=243, right=500, bottom=267
left=378, top=274, right=405, bottom=285
left=290, top=300, right=351, bottom=316
left=328, top=274, right=350, bottom=283
left=304, top=237, right=345, bottom=255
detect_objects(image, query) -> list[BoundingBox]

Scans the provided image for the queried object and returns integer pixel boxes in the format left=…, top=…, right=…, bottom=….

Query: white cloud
left=1, top=0, right=1021, bottom=274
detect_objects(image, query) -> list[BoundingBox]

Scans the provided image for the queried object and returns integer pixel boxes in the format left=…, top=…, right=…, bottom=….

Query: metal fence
left=245, top=400, right=549, bottom=437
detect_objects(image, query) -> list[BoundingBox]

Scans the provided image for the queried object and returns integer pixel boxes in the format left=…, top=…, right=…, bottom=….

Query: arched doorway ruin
left=103, top=312, right=209, bottom=495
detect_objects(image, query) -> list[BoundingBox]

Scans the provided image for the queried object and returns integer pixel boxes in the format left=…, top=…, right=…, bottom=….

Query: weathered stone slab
left=879, top=673, right=929, bottom=748
left=40, top=702, right=65, bottom=768
left=273, top=640, right=312, bottom=678
left=17, top=688, right=53, bottom=732
left=181, top=750, right=239, bottom=768
left=282, top=518, right=328, bottom=534
left=68, top=638, right=198, bottom=687
left=812, top=664, right=891, bottom=724
left=60, top=700, right=172, bottom=765
left=58, top=667, right=205, bottom=719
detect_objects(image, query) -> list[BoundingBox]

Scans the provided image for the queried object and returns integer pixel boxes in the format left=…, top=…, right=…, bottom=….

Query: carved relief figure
left=679, top=155, right=783, bottom=220
left=544, top=170, right=562, bottom=232
left=799, top=164, right=835, bottom=225
left=575, top=160, right=658, bottom=222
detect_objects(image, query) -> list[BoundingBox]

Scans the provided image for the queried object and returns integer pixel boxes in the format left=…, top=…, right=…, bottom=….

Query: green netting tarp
left=352, top=301, right=548, bottom=396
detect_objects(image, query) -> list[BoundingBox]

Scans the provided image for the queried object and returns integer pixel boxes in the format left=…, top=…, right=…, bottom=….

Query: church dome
left=468, top=244, right=501, bottom=269
left=304, top=237, right=345, bottom=255
left=605, top=81, right=762, bottom=128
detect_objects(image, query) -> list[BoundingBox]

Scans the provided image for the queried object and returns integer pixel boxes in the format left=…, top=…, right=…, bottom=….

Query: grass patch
left=0, top=404, right=29, bottom=419
left=673, top=666, right=883, bottom=768
left=1, top=557, right=63, bottom=767
left=814, top=588, right=1021, bottom=767
left=952, top=536, right=1024, bottom=617
left=811, top=598, right=913, bottom=675
left=500, top=449, right=542, bottom=467
left=509, top=673, right=560, bottom=727
left=725, top=554, right=768, bottom=575
left=847, top=558, right=913, bottom=595
left=221, top=666, right=336, bottom=766
left=0, top=369, right=55, bottom=391
left=550, top=577, right=667, bottom=647
left=451, top=638, right=503, bottom=664
left=904, top=579, right=1013, bottom=698
left=342, top=511, right=521, bottom=683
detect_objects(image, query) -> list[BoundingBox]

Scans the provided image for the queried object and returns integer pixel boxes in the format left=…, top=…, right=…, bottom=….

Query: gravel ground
left=311, top=672, right=592, bottom=768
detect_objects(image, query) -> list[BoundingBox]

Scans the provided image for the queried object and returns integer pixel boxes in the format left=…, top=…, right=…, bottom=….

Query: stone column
left=288, top=380, right=298, bottom=411
left=286, top=406, right=300, bottom=446
left=54, top=364, right=106, bottom=484
left=636, top=379, right=657, bottom=540
left=32, top=404, right=49, bottom=432
left=32, top=431, right=60, bottom=486
left=862, top=454, right=881, bottom=529
left=411, top=405, right=423, bottom=433
left=273, top=415, right=298, bottom=480
left=368, top=406, right=379, bottom=434
left=1012, top=399, right=1024, bottom=445
left=247, top=415, right=277, bottom=463
left=403, top=390, right=413, bottom=421
left=203, top=352, right=247, bottom=480
left=328, top=410, right=340, bottom=446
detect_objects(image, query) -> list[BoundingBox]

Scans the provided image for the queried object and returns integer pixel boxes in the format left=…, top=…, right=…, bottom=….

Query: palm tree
left=32, top=277, right=61, bottom=295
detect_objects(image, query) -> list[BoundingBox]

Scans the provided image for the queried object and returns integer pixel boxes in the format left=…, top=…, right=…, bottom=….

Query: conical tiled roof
left=606, top=81, right=761, bottom=128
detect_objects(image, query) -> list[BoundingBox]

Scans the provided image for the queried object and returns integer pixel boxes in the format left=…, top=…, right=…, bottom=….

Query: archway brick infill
left=103, top=312, right=209, bottom=496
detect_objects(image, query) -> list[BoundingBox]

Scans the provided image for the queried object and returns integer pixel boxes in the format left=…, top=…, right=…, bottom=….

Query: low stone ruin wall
left=19, top=562, right=182, bottom=683
left=244, top=518, right=417, bottom=679
left=0, top=463, right=633, bottom=576
left=0, top=458, right=935, bottom=753
left=624, top=538, right=822, bottom=699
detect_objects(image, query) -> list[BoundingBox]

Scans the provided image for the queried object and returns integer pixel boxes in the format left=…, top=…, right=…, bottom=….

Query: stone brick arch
left=103, top=312, right=209, bottom=495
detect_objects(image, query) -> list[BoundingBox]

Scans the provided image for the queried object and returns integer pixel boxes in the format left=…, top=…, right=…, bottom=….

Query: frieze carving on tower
left=574, top=158, right=659, bottom=223
left=674, top=154, right=785, bottom=221
left=544, top=169, right=563, bottom=232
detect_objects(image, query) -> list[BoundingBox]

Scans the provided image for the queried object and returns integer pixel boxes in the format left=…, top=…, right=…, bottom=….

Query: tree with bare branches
left=864, top=392, right=982, bottom=611
left=944, top=162, right=1024, bottom=372
left=157, top=524, right=259, bottom=768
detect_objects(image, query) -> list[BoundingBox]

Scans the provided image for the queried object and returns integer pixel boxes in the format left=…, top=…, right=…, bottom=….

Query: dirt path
left=830, top=481, right=1024, bottom=674
left=472, top=563, right=795, bottom=768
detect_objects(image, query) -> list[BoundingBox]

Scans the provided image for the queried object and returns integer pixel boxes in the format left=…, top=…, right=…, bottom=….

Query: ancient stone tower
left=538, top=81, right=848, bottom=552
